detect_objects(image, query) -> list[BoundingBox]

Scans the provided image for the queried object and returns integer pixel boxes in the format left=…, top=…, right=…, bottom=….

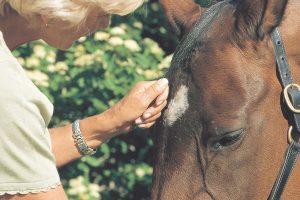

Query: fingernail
left=157, top=101, right=164, bottom=105
left=158, top=78, right=168, bottom=87
left=138, top=124, right=147, bottom=129
left=143, top=113, right=151, bottom=119
left=135, top=119, right=143, bottom=124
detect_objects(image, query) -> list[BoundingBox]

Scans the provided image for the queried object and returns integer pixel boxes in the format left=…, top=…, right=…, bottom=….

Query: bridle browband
left=268, top=27, right=300, bottom=200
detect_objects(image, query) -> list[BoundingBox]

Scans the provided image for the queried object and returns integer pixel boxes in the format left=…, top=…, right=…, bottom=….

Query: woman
left=0, top=0, right=169, bottom=199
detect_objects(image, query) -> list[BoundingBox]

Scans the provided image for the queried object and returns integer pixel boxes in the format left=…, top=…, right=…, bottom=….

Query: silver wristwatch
left=72, top=119, right=96, bottom=156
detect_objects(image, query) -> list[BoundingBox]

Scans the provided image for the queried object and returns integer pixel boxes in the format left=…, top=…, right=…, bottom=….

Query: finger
left=155, top=86, right=169, bottom=106
left=142, top=100, right=167, bottom=120
left=136, top=80, right=156, bottom=92
left=140, top=112, right=162, bottom=124
left=138, top=121, right=156, bottom=129
left=144, top=78, right=169, bottom=105
left=135, top=101, right=166, bottom=124
left=135, top=117, right=143, bottom=125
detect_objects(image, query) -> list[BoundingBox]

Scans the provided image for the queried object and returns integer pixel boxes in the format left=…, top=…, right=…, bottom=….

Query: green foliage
left=13, top=0, right=212, bottom=199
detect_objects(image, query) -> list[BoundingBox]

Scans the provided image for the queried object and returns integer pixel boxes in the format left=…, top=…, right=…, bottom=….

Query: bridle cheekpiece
left=268, top=27, right=300, bottom=200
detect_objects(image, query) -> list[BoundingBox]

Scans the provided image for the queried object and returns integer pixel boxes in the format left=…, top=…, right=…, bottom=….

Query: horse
left=151, top=0, right=300, bottom=199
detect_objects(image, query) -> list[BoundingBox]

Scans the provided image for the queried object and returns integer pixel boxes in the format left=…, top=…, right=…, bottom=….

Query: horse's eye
left=211, top=129, right=244, bottom=151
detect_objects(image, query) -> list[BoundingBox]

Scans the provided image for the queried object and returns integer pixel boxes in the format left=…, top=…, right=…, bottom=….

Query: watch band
left=72, top=119, right=96, bottom=156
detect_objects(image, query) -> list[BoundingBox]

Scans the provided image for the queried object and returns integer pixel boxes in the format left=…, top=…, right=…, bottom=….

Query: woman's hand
left=50, top=78, right=168, bottom=167
left=110, top=78, right=169, bottom=133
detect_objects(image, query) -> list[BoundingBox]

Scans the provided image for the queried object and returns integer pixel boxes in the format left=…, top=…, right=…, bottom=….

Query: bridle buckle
left=283, top=83, right=300, bottom=113
left=288, top=126, right=294, bottom=144
left=287, top=126, right=300, bottom=144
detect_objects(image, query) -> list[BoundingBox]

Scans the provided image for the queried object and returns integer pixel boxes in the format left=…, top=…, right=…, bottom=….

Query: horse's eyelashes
left=210, top=128, right=244, bottom=151
left=219, top=131, right=243, bottom=146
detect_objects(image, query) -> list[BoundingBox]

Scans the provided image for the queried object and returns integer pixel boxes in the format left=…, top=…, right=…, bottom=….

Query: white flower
left=74, top=54, right=94, bottom=67
left=143, top=38, right=154, bottom=45
left=144, top=70, right=159, bottom=79
left=150, top=44, right=163, bottom=55
left=74, top=44, right=86, bottom=57
left=133, top=22, right=143, bottom=29
left=90, top=191, right=100, bottom=198
left=89, top=183, right=101, bottom=197
left=69, top=176, right=84, bottom=188
left=47, top=62, right=68, bottom=73
left=78, top=36, right=87, bottom=43
left=119, top=23, right=128, bottom=30
left=144, top=38, right=163, bottom=54
left=68, top=176, right=88, bottom=194
left=92, top=50, right=103, bottom=63
left=76, top=185, right=87, bottom=193
left=93, top=49, right=104, bottom=56
left=109, top=181, right=116, bottom=189
left=158, top=54, right=173, bottom=69
left=124, top=39, right=141, bottom=52
left=116, top=59, right=129, bottom=68
left=47, top=64, right=56, bottom=72
left=129, top=145, right=136, bottom=152
left=110, top=27, right=125, bottom=35
left=135, top=168, right=146, bottom=177
left=89, top=183, right=106, bottom=198
left=26, top=70, right=49, bottom=87
left=46, top=51, right=56, bottom=63
left=26, top=57, right=40, bottom=68
left=68, top=188, right=78, bottom=195
left=108, top=37, right=123, bottom=46
left=89, top=184, right=101, bottom=192
left=136, top=68, right=143, bottom=75
left=94, top=32, right=110, bottom=41
left=33, top=45, right=46, bottom=58
left=55, top=62, right=68, bottom=71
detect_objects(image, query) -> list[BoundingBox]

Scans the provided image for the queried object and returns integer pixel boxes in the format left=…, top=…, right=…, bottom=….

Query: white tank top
left=0, top=31, right=60, bottom=195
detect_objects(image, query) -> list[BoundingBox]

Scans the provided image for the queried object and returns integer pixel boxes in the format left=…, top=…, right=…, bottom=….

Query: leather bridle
left=268, top=27, right=300, bottom=200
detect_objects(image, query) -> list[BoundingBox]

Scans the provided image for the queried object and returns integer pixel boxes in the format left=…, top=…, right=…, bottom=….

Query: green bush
left=13, top=0, right=212, bottom=199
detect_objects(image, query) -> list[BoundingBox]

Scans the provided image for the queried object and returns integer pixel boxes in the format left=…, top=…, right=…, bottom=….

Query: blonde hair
left=0, top=0, right=143, bottom=27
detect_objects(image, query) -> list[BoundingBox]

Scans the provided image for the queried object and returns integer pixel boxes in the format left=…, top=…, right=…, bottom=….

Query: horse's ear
left=235, top=0, right=288, bottom=39
left=159, top=0, right=205, bottom=38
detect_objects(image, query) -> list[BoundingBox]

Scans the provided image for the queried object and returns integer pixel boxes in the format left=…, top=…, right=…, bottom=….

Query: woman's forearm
left=49, top=109, right=121, bottom=167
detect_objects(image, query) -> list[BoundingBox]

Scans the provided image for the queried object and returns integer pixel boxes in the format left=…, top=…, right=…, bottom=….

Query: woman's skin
left=0, top=7, right=169, bottom=200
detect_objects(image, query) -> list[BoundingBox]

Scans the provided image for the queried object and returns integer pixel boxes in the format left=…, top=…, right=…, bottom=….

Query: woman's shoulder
left=0, top=51, right=54, bottom=127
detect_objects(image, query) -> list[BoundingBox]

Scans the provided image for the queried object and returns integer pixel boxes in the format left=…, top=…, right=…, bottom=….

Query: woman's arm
left=50, top=79, right=169, bottom=167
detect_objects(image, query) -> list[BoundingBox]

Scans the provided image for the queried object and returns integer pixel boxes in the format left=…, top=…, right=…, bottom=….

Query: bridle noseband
left=268, top=27, right=300, bottom=200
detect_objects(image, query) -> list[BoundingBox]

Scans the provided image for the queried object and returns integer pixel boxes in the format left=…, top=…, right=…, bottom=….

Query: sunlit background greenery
left=14, top=0, right=212, bottom=199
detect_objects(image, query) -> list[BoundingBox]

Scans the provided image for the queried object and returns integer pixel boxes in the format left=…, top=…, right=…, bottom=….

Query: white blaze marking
left=164, top=85, right=189, bottom=127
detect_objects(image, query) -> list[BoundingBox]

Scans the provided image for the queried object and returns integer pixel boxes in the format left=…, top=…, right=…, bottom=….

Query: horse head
left=152, top=0, right=300, bottom=199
